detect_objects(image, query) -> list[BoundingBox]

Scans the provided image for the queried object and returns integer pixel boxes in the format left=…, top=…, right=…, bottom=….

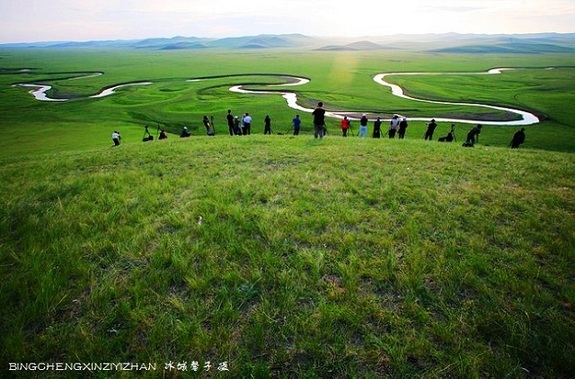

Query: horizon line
left=2, top=31, right=575, bottom=45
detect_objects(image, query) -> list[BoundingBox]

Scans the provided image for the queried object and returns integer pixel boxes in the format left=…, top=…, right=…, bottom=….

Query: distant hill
left=315, top=40, right=389, bottom=51
left=160, top=43, right=209, bottom=50
left=430, top=37, right=575, bottom=54
left=133, top=36, right=211, bottom=49
left=432, top=43, right=575, bottom=54
left=371, top=33, right=575, bottom=53
left=208, top=34, right=314, bottom=49
left=1, top=33, right=574, bottom=53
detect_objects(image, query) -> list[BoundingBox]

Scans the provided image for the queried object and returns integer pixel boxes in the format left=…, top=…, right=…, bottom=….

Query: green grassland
left=1, top=48, right=575, bottom=377
left=1, top=49, right=575, bottom=153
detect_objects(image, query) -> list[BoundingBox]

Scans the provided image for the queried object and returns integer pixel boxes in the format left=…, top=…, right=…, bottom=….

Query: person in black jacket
left=424, top=119, right=437, bottom=140
left=372, top=117, right=382, bottom=138
left=464, top=124, right=482, bottom=147
left=312, top=102, right=326, bottom=139
left=226, top=109, right=235, bottom=136
left=180, top=126, right=191, bottom=138
left=264, top=115, right=272, bottom=135
left=510, top=128, right=526, bottom=148
left=398, top=117, right=408, bottom=139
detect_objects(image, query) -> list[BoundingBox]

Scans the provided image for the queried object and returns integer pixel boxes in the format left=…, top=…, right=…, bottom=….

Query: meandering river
left=372, top=68, right=539, bottom=125
left=13, top=68, right=540, bottom=125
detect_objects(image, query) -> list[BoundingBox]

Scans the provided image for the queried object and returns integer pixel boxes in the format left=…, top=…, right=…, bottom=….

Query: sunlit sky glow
left=1, top=0, right=574, bottom=43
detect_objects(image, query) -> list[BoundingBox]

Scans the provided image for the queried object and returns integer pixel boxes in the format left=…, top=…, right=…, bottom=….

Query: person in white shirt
left=389, top=115, right=400, bottom=138
left=242, top=113, right=252, bottom=135
left=111, top=131, right=121, bottom=146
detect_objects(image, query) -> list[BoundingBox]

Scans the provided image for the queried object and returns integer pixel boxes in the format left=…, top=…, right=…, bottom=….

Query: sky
left=1, top=0, right=574, bottom=43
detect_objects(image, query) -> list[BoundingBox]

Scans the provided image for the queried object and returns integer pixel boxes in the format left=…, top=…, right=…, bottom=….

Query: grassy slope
left=1, top=135, right=574, bottom=377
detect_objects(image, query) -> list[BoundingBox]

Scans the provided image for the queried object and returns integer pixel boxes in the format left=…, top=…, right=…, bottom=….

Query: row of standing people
left=340, top=115, right=474, bottom=143
left=310, top=102, right=407, bottom=139
left=339, top=114, right=409, bottom=139
left=114, top=121, right=524, bottom=149
left=177, top=112, right=268, bottom=138
left=171, top=105, right=458, bottom=141
left=325, top=105, right=525, bottom=148
left=225, top=110, right=273, bottom=136
left=121, top=103, right=525, bottom=149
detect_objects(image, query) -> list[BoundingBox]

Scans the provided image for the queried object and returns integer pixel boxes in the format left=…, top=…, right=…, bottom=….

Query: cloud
left=1, top=0, right=574, bottom=42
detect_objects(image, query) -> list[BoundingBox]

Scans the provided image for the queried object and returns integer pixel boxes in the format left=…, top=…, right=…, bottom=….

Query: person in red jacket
left=341, top=116, right=350, bottom=137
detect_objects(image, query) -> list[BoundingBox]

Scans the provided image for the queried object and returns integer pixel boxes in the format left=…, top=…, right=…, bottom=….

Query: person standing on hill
left=424, top=119, right=438, bottom=140
left=292, top=114, right=301, bottom=135
left=372, top=117, right=382, bottom=138
left=203, top=115, right=214, bottom=136
left=398, top=117, right=408, bottom=139
left=242, top=113, right=252, bottom=135
left=234, top=116, right=242, bottom=135
left=111, top=130, right=121, bottom=146
left=389, top=115, right=400, bottom=138
left=226, top=109, right=235, bottom=136
left=358, top=114, right=368, bottom=137
left=510, top=128, right=526, bottom=148
left=264, top=115, right=272, bottom=135
left=312, top=101, right=326, bottom=139
left=340, top=116, right=350, bottom=137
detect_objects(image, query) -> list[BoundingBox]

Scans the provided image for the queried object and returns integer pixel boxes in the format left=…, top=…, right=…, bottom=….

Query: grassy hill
left=1, top=134, right=574, bottom=377
left=431, top=43, right=575, bottom=54
left=1, top=45, right=574, bottom=376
